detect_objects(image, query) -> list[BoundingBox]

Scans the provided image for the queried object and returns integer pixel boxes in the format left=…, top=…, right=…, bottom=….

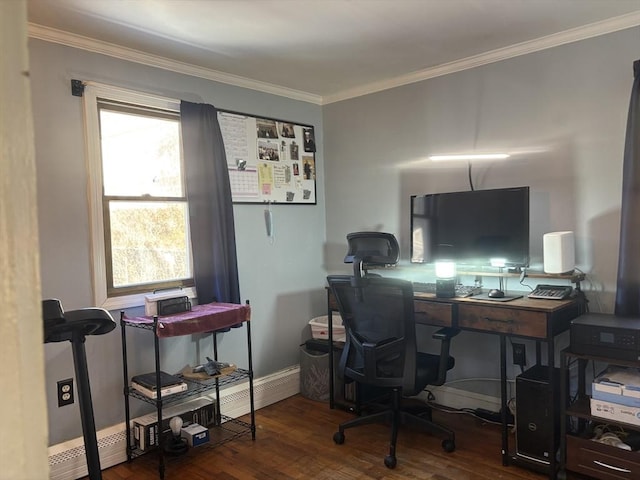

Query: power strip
left=475, top=408, right=514, bottom=425
left=475, top=408, right=502, bottom=423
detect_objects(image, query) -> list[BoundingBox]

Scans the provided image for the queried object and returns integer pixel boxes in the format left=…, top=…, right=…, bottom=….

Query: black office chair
left=327, top=232, right=458, bottom=468
left=43, top=299, right=116, bottom=480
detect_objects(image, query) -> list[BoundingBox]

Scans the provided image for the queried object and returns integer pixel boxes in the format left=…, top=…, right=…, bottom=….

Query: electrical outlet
left=57, top=378, right=74, bottom=407
left=512, top=343, right=526, bottom=367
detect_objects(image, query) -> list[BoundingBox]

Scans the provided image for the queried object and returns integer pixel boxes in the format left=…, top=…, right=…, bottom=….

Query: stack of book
left=591, top=366, right=640, bottom=426
left=131, top=371, right=188, bottom=399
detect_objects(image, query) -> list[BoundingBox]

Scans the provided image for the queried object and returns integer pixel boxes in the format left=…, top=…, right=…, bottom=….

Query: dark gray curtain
left=180, top=101, right=240, bottom=305
left=615, top=59, right=640, bottom=316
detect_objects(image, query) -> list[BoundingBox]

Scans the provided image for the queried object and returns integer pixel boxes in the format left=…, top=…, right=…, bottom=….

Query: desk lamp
left=435, top=259, right=456, bottom=298
left=435, top=244, right=456, bottom=298
left=490, top=258, right=507, bottom=296
left=164, top=416, right=188, bottom=455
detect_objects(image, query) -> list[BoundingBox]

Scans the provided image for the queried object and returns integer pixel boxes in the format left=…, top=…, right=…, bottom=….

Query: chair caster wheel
left=384, top=455, right=397, bottom=469
left=442, top=438, right=455, bottom=452
left=333, top=431, right=345, bottom=444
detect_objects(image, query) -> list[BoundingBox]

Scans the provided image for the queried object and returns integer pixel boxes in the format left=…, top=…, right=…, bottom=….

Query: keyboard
left=412, top=282, right=437, bottom=293
left=528, top=284, right=573, bottom=300
left=455, top=285, right=483, bottom=298
left=412, top=282, right=482, bottom=298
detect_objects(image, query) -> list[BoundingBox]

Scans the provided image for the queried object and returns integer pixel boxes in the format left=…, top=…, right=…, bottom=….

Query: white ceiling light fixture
left=429, top=153, right=511, bottom=161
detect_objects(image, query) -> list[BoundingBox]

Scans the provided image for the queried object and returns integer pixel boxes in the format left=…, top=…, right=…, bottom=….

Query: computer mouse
left=488, top=289, right=505, bottom=298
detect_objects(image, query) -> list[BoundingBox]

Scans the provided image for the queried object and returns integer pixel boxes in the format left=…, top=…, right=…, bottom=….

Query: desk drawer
left=458, top=305, right=547, bottom=337
left=566, top=435, right=640, bottom=479
left=414, top=300, right=453, bottom=327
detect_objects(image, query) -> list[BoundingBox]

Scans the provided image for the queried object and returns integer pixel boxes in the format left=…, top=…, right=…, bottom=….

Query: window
left=84, top=84, right=195, bottom=309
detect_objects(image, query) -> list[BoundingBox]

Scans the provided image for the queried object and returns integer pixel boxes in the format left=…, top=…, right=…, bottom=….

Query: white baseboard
left=48, top=366, right=500, bottom=480
left=48, top=423, right=127, bottom=480
left=48, top=366, right=301, bottom=480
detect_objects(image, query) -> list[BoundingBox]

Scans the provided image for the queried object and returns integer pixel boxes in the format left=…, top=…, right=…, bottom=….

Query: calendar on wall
left=218, top=109, right=317, bottom=204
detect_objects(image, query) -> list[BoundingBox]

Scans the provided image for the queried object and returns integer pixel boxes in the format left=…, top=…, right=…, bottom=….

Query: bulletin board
left=218, top=109, right=317, bottom=204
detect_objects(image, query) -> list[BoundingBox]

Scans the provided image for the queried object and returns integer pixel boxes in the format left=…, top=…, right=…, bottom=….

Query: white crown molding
left=27, top=23, right=323, bottom=105
left=29, top=11, right=640, bottom=107
left=322, top=11, right=640, bottom=105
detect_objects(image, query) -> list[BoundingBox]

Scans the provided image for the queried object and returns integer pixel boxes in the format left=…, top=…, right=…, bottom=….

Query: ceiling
left=27, top=0, right=640, bottom=104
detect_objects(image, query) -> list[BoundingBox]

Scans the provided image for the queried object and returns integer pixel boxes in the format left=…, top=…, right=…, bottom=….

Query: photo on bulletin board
left=218, top=109, right=317, bottom=204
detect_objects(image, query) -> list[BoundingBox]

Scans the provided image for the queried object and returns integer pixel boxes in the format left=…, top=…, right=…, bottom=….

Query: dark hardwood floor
left=99, top=394, right=588, bottom=480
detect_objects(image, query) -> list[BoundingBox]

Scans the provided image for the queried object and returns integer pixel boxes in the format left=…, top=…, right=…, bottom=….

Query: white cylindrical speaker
left=543, top=231, right=575, bottom=274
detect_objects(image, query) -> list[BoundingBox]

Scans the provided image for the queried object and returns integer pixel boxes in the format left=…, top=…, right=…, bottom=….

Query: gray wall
left=323, top=27, right=639, bottom=392
left=29, top=40, right=326, bottom=445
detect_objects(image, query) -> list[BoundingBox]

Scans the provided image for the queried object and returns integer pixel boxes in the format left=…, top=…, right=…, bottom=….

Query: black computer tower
left=515, top=365, right=561, bottom=465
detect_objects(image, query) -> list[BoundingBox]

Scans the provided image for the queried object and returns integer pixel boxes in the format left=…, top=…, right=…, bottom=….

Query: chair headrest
left=344, top=232, right=400, bottom=266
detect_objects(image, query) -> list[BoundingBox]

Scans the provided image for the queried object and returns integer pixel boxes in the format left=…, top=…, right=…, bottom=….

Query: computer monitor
left=410, top=187, right=530, bottom=268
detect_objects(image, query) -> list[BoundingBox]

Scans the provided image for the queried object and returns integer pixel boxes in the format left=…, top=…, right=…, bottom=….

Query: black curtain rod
left=71, top=79, right=85, bottom=97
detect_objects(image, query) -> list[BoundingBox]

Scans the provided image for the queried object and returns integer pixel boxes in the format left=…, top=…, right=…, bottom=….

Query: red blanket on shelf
left=124, top=302, right=250, bottom=337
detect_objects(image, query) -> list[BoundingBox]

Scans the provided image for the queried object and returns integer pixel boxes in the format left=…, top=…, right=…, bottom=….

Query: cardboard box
left=133, top=397, right=216, bottom=451
left=590, top=398, right=640, bottom=426
left=181, top=423, right=210, bottom=447
left=133, top=414, right=159, bottom=451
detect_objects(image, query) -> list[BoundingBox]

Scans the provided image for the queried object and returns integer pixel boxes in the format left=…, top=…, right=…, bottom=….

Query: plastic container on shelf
left=308, top=315, right=345, bottom=342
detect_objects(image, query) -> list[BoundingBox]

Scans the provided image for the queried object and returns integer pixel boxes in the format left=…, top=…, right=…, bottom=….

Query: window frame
left=84, top=83, right=196, bottom=310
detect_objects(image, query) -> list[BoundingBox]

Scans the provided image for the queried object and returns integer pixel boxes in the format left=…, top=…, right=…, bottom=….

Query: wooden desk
left=326, top=289, right=586, bottom=479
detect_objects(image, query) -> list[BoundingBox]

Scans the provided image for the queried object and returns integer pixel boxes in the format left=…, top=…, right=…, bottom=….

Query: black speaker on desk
left=515, top=365, right=561, bottom=466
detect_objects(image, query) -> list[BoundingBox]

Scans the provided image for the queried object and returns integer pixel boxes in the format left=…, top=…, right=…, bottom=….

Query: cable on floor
left=426, top=399, right=515, bottom=428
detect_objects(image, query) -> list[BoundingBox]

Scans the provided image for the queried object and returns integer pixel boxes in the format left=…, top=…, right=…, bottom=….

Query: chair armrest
left=432, top=327, right=460, bottom=341
left=432, top=328, right=460, bottom=386
left=362, top=337, right=403, bottom=381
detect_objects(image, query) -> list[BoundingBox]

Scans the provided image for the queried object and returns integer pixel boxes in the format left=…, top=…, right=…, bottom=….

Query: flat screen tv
left=410, top=186, right=530, bottom=267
